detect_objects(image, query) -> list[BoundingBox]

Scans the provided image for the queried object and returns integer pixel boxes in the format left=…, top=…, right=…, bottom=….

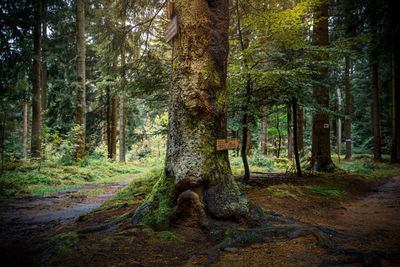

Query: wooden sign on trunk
left=216, top=138, right=240, bottom=151
left=165, top=16, right=178, bottom=43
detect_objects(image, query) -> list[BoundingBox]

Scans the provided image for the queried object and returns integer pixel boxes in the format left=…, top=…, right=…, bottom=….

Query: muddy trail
left=1, top=174, right=400, bottom=266
left=0, top=176, right=134, bottom=265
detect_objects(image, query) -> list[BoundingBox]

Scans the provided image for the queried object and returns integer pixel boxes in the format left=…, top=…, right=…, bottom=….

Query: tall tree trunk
left=292, top=98, right=302, bottom=177
left=344, top=55, right=352, bottom=159
left=337, top=87, right=342, bottom=156
left=391, top=35, right=400, bottom=163
left=23, top=76, right=29, bottom=159
left=119, top=3, right=127, bottom=163
left=31, top=2, right=41, bottom=159
left=41, top=6, right=47, bottom=129
left=260, top=106, right=268, bottom=155
left=106, top=87, right=112, bottom=158
left=371, top=62, right=382, bottom=160
left=276, top=113, right=281, bottom=158
left=111, top=95, right=117, bottom=160
left=310, top=0, right=334, bottom=172
left=75, top=0, right=86, bottom=160
left=236, top=0, right=251, bottom=181
left=119, top=95, right=126, bottom=162
left=297, top=105, right=304, bottom=157
left=287, top=103, right=293, bottom=160
left=132, top=0, right=262, bottom=227
left=245, top=129, right=251, bottom=156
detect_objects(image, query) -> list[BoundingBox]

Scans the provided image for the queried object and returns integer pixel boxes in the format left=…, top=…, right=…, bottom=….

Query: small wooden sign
left=165, top=16, right=178, bottom=43
left=216, top=138, right=240, bottom=151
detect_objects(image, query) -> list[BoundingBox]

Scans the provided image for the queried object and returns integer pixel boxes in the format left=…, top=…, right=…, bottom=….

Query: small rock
left=250, top=244, right=264, bottom=249
left=224, top=247, right=238, bottom=253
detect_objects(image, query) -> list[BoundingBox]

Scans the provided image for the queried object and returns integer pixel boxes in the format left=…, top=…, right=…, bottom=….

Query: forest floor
left=1, top=159, right=400, bottom=266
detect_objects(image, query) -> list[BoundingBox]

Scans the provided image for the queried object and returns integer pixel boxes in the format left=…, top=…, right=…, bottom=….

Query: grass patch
left=0, top=158, right=141, bottom=198
left=157, top=231, right=185, bottom=244
left=69, top=188, right=106, bottom=198
left=302, top=185, right=346, bottom=198
left=266, top=184, right=298, bottom=199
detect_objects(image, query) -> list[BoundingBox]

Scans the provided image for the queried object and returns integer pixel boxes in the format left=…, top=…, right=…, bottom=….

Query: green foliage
left=157, top=231, right=185, bottom=244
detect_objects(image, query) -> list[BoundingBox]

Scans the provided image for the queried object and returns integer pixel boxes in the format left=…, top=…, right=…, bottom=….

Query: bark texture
left=287, top=103, right=293, bottom=160
left=260, top=106, right=268, bottom=155
left=371, top=62, right=382, bottom=161
left=297, top=105, right=304, bottom=157
left=310, top=1, right=334, bottom=172
left=31, top=2, right=41, bottom=159
left=391, top=35, right=400, bottom=163
left=41, top=9, right=47, bottom=128
left=23, top=97, right=29, bottom=159
left=111, top=95, right=117, bottom=160
left=344, top=55, right=352, bottom=159
left=337, top=88, right=342, bottom=156
left=75, top=0, right=86, bottom=160
left=132, top=0, right=262, bottom=228
left=119, top=95, right=126, bottom=162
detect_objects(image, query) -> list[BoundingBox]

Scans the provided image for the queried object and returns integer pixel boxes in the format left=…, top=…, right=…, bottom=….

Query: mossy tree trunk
left=310, top=0, right=334, bottom=172
left=260, top=106, right=268, bottom=156
left=344, top=55, right=352, bottom=159
left=132, top=0, right=262, bottom=228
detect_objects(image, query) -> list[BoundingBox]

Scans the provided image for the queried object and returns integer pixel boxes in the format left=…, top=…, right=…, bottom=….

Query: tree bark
left=310, top=0, right=334, bottom=172
left=287, top=103, right=293, bottom=160
left=75, top=0, right=86, bottom=160
left=371, top=62, right=382, bottom=161
left=106, top=87, right=112, bottom=158
left=292, top=98, right=302, bottom=177
left=131, top=0, right=262, bottom=228
left=260, top=106, right=268, bottom=155
left=344, top=55, right=352, bottom=159
left=111, top=95, right=118, bottom=160
left=337, top=87, right=342, bottom=156
left=41, top=7, right=47, bottom=129
left=119, top=3, right=127, bottom=163
left=297, top=104, right=304, bottom=157
left=31, top=2, right=41, bottom=159
left=391, top=35, right=400, bottom=163
left=23, top=76, right=29, bottom=159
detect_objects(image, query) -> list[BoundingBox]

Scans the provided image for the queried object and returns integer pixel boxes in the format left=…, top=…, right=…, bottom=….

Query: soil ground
left=1, top=173, right=399, bottom=266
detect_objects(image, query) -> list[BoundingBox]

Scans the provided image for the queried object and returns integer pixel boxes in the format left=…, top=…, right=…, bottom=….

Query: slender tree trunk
left=23, top=80, right=29, bottom=159
left=75, top=0, right=86, bottom=160
left=236, top=0, right=251, bottom=181
left=293, top=98, right=302, bottom=177
left=287, top=103, right=293, bottom=160
left=111, top=95, right=118, bottom=160
left=245, top=129, right=251, bottom=156
left=391, top=35, right=400, bottom=163
left=106, top=87, right=112, bottom=158
left=337, top=88, right=342, bottom=156
left=371, top=62, right=382, bottom=161
left=276, top=113, right=281, bottom=158
left=41, top=7, right=47, bottom=129
left=344, top=55, right=352, bottom=159
left=310, top=1, right=334, bottom=171
left=132, top=0, right=262, bottom=227
left=260, top=106, right=268, bottom=155
left=119, top=95, right=126, bottom=162
left=31, top=2, right=41, bottom=159
left=297, top=105, right=304, bottom=157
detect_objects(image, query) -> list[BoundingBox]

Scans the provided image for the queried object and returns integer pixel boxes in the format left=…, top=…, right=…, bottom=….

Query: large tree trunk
left=132, top=0, right=262, bottom=228
left=371, top=62, right=382, bottom=161
left=337, top=88, right=342, bottom=156
left=23, top=77, right=29, bottom=159
left=391, top=35, right=400, bottom=163
left=310, top=1, right=334, bottom=172
left=287, top=103, right=293, bottom=160
left=260, top=106, right=268, bottom=155
left=344, top=55, right=352, bottom=159
left=31, top=2, right=41, bottom=159
left=297, top=105, right=304, bottom=157
left=75, top=0, right=86, bottom=160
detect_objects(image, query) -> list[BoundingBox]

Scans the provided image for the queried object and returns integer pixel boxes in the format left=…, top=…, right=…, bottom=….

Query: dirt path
left=0, top=176, right=135, bottom=265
